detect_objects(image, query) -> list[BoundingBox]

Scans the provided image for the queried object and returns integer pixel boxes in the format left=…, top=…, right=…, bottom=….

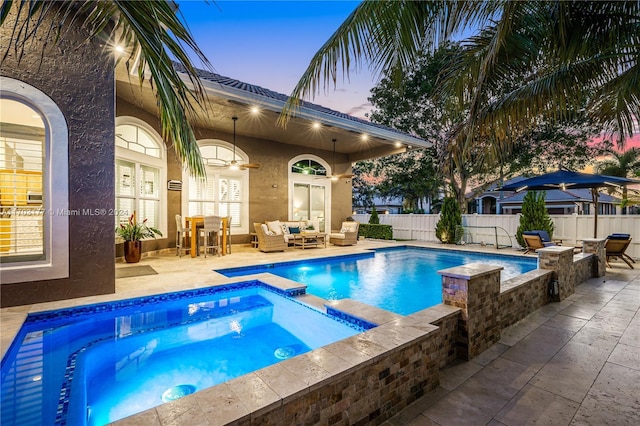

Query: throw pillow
left=260, top=224, right=270, bottom=235
left=289, top=226, right=300, bottom=234
left=282, top=223, right=290, bottom=235
left=266, top=220, right=283, bottom=235
left=340, top=227, right=348, bottom=233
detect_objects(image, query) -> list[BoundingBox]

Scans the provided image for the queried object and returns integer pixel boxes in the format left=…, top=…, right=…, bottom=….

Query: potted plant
left=115, top=214, right=162, bottom=263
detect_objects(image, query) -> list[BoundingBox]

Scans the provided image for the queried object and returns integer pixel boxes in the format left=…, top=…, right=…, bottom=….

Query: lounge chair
left=522, top=231, right=558, bottom=254
left=253, top=223, right=287, bottom=252
left=605, top=234, right=635, bottom=269
left=329, top=221, right=359, bottom=246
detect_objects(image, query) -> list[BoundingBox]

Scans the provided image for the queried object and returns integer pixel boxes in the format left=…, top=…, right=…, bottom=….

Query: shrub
left=435, top=197, right=462, bottom=243
left=369, top=205, right=380, bottom=224
left=359, top=223, right=393, bottom=240
left=516, top=191, right=555, bottom=247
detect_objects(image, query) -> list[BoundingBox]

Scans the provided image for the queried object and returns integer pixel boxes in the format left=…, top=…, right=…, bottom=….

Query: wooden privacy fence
left=352, top=213, right=640, bottom=259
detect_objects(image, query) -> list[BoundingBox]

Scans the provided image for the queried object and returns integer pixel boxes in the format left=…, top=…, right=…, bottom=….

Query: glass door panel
left=293, top=183, right=326, bottom=232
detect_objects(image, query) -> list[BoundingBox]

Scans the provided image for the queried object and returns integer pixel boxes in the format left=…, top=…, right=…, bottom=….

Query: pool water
left=218, top=247, right=538, bottom=315
left=1, top=282, right=365, bottom=426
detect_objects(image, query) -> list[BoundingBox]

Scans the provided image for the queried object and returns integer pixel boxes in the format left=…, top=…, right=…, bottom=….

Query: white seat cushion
left=329, top=233, right=346, bottom=239
left=266, top=220, right=283, bottom=235
left=342, top=222, right=358, bottom=232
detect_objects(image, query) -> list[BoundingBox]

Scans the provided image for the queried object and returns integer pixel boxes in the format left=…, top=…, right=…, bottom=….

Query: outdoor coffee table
left=290, top=232, right=326, bottom=249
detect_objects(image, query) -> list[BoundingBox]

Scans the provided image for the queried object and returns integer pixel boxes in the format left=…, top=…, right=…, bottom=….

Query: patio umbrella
left=500, top=169, right=640, bottom=238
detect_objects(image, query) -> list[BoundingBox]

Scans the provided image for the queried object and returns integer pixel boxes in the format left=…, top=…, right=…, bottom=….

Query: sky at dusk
left=178, top=0, right=376, bottom=119
left=177, top=0, right=640, bottom=149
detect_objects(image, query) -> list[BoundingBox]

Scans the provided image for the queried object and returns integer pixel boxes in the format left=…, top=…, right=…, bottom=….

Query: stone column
left=582, top=238, right=607, bottom=277
left=438, top=263, right=502, bottom=360
left=537, top=246, right=575, bottom=300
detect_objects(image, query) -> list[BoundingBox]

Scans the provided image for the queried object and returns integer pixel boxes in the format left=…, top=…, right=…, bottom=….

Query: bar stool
left=175, top=214, right=191, bottom=257
left=225, top=216, right=232, bottom=254
left=200, top=215, right=222, bottom=257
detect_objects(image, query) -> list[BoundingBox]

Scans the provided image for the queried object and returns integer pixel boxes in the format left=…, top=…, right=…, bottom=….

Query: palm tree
left=284, top=1, right=640, bottom=148
left=1, top=0, right=211, bottom=176
left=597, top=148, right=640, bottom=213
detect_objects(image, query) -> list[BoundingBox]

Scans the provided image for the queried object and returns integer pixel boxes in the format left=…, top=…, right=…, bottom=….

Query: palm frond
left=1, top=0, right=212, bottom=177
left=279, top=0, right=503, bottom=125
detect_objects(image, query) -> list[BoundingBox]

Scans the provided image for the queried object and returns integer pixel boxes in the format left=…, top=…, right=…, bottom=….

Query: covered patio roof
left=115, top=63, right=431, bottom=162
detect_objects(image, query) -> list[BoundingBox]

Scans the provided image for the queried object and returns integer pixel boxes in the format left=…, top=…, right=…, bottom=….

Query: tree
left=351, top=161, right=378, bottom=211
left=435, top=197, right=462, bottom=244
left=365, top=45, right=599, bottom=212
left=369, top=205, right=380, bottom=225
left=1, top=0, right=212, bottom=176
left=284, top=1, right=640, bottom=147
left=596, top=146, right=640, bottom=214
left=516, top=191, right=555, bottom=248
left=361, top=148, right=442, bottom=214
left=366, top=45, right=476, bottom=212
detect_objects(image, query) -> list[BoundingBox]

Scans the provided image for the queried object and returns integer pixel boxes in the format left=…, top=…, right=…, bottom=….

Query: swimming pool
left=217, top=247, right=538, bottom=315
left=0, top=281, right=367, bottom=426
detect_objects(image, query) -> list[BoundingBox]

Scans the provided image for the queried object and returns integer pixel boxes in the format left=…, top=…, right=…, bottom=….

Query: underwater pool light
left=161, top=384, right=196, bottom=403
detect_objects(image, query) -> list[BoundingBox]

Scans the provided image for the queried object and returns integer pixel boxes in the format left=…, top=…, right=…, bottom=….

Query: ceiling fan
left=319, top=139, right=354, bottom=181
left=218, top=116, right=260, bottom=170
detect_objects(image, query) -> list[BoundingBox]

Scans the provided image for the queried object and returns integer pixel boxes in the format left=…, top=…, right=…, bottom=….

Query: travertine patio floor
left=387, top=265, right=640, bottom=426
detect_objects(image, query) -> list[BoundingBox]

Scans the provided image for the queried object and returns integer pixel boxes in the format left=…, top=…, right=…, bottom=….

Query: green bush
left=359, top=223, right=393, bottom=240
left=435, top=197, right=462, bottom=243
left=516, top=191, right=555, bottom=247
left=369, top=205, right=380, bottom=224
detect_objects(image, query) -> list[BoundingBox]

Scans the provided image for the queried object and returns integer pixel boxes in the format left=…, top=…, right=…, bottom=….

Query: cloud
left=347, top=102, right=373, bottom=119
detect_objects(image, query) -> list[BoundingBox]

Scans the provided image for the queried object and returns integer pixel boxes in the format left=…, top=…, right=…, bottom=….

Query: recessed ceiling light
left=361, top=134, right=369, bottom=141
left=250, top=106, right=260, bottom=114
left=312, top=121, right=321, bottom=130
left=394, top=141, right=402, bottom=148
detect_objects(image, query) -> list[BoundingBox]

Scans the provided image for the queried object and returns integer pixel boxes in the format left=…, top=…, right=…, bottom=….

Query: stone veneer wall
left=253, top=334, right=440, bottom=425
left=409, top=305, right=462, bottom=368
left=439, top=264, right=502, bottom=360
left=537, top=247, right=576, bottom=300
left=498, top=270, right=553, bottom=329
left=573, top=255, right=593, bottom=288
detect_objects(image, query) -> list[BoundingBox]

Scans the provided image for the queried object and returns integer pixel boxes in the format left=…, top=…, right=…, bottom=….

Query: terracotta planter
left=124, top=240, right=142, bottom=263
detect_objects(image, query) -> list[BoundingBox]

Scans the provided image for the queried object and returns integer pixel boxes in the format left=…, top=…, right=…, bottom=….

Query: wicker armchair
left=329, top=221, right=359, bottom=246
left=254, top=223, right=287, bottom=252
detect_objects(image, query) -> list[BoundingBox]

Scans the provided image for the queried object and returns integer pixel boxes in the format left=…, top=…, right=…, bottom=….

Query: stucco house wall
left=114, top=99, right=353, bottom=257
left=1, top=13, right=115, bottom=307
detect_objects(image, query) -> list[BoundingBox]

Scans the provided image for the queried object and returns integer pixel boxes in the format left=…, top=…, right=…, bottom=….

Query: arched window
left=182, top=140, right=249, bottom=234
left=291, top=159, right=327, bottom=176
left=115, top=117, right=167, bottom=237
left=0, top=77, right=69, bottom=283
left=288, top=155, right=332, bottom=233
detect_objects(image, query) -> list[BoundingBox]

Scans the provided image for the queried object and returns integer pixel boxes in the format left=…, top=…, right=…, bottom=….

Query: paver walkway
left=387, top=267, right=640, bottom=425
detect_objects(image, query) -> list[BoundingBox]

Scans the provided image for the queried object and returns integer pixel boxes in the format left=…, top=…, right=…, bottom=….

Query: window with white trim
left=115, top=118, right=166, bottom=236
left=184, top=141, right=249, bottom=234
left=288, top=154, right=332, bottom=233
left=0, top=77, right=69, bottom=283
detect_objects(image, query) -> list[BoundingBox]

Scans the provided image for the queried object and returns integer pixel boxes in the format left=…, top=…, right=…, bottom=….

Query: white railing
left=352, top=213, right=640, bottom=259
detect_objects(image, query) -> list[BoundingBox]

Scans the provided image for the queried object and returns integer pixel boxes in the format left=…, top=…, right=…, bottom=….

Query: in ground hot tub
left=1, top=281, right=368, bottom=425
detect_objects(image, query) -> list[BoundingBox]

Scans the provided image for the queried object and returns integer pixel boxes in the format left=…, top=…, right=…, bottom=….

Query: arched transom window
left=291, top=159, right=327, bottom=176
